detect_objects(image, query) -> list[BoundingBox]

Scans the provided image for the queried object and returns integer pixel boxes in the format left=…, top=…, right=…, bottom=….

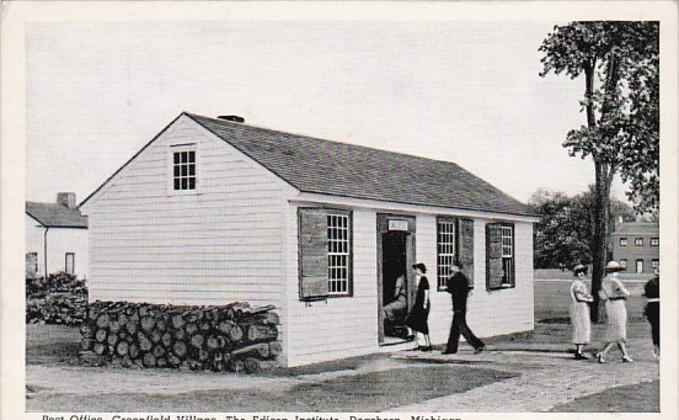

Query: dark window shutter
left=298, top=208, right=329, bottom=300
left=486, top=223, right=504, bottom=291
left=458, top=218, right=474, bottom=288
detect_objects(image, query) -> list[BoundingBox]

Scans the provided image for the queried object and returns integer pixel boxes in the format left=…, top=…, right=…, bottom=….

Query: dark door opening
left=381, top=231, right=409, bottom=339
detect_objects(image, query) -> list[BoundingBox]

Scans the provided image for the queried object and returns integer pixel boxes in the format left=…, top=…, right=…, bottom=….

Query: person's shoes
left=622, top=355, right=634, bottom=363
left=595, top=353, right=606, bottom=364
left=574, top=352, right=589, bottom=360
left=473, top=346, right=485, bottom=355
left=442, top=350, right=457, bottom=355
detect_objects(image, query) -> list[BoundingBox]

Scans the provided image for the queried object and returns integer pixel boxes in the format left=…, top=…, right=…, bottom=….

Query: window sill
left=168, top=191, right=203, bottom=197
left=487, top=284, right=516, bottom=291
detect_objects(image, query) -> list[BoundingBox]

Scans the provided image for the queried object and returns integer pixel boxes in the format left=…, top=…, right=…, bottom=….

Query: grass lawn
left=28, top=365, right=515, bottom=412
left=551, top=380, right=659, bottom=412
left=534, top=272, right=647, bottom=322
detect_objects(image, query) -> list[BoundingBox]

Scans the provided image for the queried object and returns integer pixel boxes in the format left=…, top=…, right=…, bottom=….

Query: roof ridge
left=185, top=112, right=529, bottom=210
left=187, top=112, right=471, bottom=169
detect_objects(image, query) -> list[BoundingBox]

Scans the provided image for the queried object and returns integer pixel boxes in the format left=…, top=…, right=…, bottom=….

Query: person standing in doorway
left=595, top=261, right=633, bottom=363
left=643, top=269, right=660, bottom=358
left=405, top=263, right=432, bottom=351
left=442, top=260, right=485, bottom=354
left=570, top=264, right=594, bottom=359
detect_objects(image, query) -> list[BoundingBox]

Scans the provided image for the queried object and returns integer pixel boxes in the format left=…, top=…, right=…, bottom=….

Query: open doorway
left=382, top=231, right=408, bottom=339
left=376, top=214, right=416, bottom=345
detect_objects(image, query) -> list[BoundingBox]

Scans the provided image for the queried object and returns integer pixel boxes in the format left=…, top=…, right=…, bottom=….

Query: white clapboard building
left=26, top=193, right=89, bottom=279
left=80, top=112, right=539, bottom=367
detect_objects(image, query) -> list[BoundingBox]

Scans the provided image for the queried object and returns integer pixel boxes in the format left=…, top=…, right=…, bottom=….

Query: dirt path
left=390, top=336, right=659, bottom=412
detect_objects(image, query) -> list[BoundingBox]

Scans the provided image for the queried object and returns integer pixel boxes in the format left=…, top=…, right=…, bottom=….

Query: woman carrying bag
left=595, top=261, right=633, bottom=363
left=570, top=264, right=594, bottom=360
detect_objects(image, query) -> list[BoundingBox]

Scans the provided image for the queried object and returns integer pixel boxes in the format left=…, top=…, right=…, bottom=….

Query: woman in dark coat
left=644, top=270, right=660, bottom=358
left=405, top=263, right=432, bottom=351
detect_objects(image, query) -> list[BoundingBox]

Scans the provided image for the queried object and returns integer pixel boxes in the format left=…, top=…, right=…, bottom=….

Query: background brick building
left=610, top=221, right=659, bottom=274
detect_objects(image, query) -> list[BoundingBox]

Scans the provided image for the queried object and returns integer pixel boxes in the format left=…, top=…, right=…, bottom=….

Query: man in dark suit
left=443, top=259, right=485, bottom=354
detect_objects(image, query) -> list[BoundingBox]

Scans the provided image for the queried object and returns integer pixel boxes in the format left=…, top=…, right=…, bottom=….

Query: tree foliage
left=539, top=21, right=658, bottom=321
left=539, top=21, right=659, bottom=214
left=529, top=187, right=635, bottom=269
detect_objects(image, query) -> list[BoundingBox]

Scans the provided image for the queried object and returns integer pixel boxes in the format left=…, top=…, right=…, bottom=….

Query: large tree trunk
left=590, top=162, right=613, bottom=322
left=589, top=53, right=621, bottom=322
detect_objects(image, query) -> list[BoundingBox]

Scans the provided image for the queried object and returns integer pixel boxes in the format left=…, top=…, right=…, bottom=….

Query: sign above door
left=388, top=220, right=409, bottom=231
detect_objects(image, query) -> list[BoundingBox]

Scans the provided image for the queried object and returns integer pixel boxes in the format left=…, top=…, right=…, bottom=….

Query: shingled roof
left=187, top=113, right=535, bottom=217
left=26, top=202, right=88, bottom=228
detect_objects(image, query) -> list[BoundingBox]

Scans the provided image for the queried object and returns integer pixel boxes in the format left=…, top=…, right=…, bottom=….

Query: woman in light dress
left=595, top=261, right=633, bottom=363
left=570, top=264, right=594, bottom=360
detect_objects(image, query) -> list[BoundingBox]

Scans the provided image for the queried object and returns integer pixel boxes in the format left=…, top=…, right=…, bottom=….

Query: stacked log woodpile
left=79, top=301, right=281, bottom=373
left=26, top=272, right=88, bottom=325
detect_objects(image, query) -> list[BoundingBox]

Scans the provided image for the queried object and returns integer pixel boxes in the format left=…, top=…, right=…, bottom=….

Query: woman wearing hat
left=405, top=263, right=432, bottom=351
left=595, top=261, right=633, bottom=363
left=570, top=264, right=594, bottom=359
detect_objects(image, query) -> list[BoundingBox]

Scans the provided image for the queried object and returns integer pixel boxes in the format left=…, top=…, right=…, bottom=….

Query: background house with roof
left=26, top=193, right=89, bottom=279
left=610, top=220, right=659, bottom=275
left=80, top=112, right=539, bottom=367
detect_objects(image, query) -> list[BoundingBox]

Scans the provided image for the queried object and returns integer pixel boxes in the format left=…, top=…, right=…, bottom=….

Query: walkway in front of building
left=390, top=335, right=659, bottom=412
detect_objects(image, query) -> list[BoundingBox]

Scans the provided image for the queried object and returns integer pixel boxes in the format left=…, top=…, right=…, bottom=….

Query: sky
left=25, top=20, right=629, bottom=205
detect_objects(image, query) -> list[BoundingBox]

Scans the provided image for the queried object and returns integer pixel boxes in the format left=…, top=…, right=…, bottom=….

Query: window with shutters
left=327, top=213, right=350, bottom=295
left=501, top=225, right=514, bottom=286
left=635, top=237, right=644, bottom=246
left=650, top=237, right=659, bottom=247
left=169, top=144, right=197, bottom=193
left=486, top=222, right=515, bottom=290
left=619, top=238, right=628, bottom=247
left=437, top=218, right=456, bottom=290
left=298, top=208, right=352, bottom=300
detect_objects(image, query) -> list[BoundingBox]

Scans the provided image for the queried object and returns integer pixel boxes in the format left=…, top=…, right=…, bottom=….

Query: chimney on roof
left=57, top=192, right=77, bottom=209
left=217, top=115, right=245, bottom=123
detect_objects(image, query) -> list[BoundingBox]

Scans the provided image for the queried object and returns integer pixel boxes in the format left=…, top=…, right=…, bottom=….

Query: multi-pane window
left=652, top=259, right=659, bottom=269
left=501, top=225, right=514, bottom=285
left=65, top=253, right=75, bottom=275
left=437, top=219, right=456, bottom=290
left=620, top=259, right=628, bottom=269
left=327, top=214, right=350, bottom=295
left=619, top=238, right=628, bottom=247
left=651, top=237, right=659, bottom=247
left=635, top=238, right=644, bottom=246
left=172, top=149, right=196, bottom=191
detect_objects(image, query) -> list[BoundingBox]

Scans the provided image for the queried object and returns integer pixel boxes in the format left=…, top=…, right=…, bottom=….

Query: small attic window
left=170, top=145, right=197, bottom=191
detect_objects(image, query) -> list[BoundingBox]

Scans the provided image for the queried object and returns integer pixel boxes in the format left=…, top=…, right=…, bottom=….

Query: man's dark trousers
left=446, top=310, right=484, bottom=353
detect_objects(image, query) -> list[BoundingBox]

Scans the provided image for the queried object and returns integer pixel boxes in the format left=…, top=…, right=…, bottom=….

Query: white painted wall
left=285, top=203, right=379, bottom=367
left=80, top=115, right=290, bottom=313
left=285, top=200, right=535, bottom=367
left=25, top=214, right=89, bottom=279
left=420, top=217, right=534, bottom=346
